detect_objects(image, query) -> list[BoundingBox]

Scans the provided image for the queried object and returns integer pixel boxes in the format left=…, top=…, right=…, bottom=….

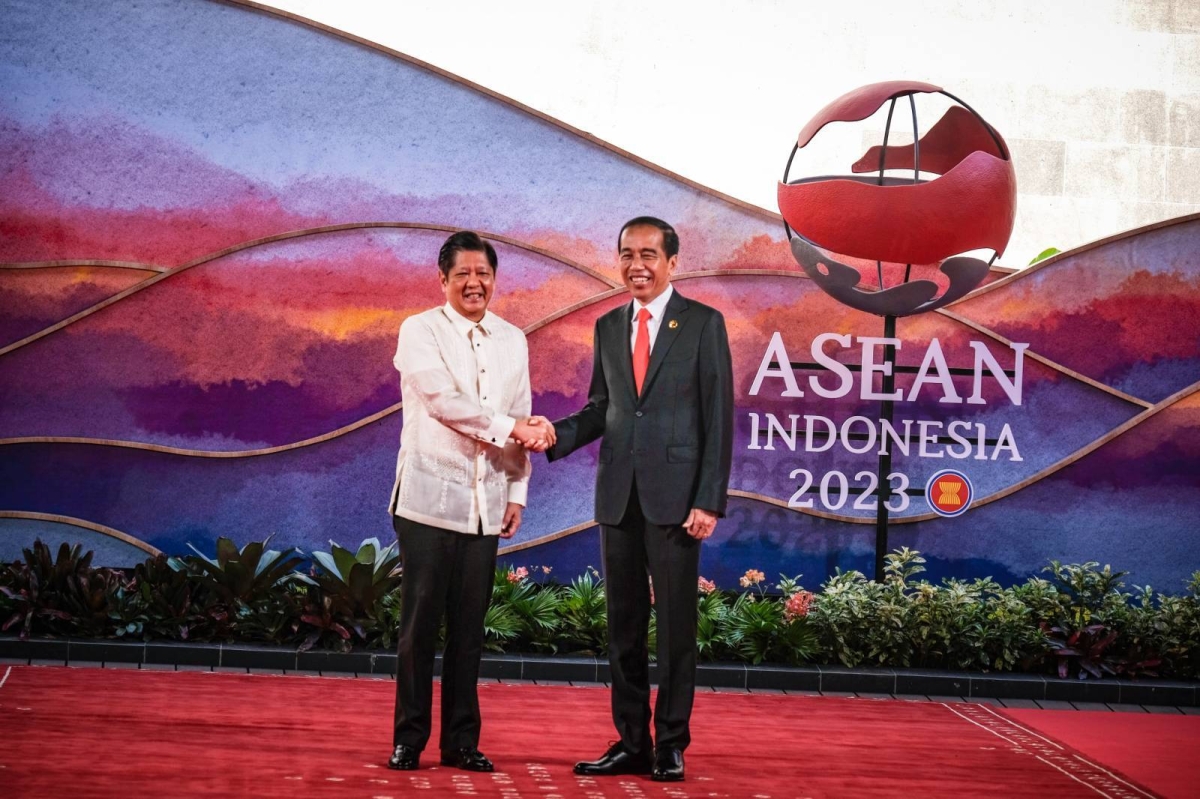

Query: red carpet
left=0, top=664, right=1172, bottom=798
left=1003, top=708, right=1200, bottom=799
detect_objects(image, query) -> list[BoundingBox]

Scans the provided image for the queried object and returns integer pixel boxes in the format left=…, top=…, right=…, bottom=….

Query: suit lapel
left=639, top=289, right=690, bottom=402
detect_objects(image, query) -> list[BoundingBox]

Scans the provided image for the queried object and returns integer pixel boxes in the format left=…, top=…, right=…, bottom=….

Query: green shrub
left=695, top=590, right=728, bottom=660
left=302, top=538, right=402, bottom=651
left=974, top=588, right=1047, bottom=672
left=372, top=588, right=404, bottom=651
left=1, top=542, right=102, bottom=639
left=131, top=555, right=200, bottom=640
left=720, top=591, right=818, bottom=666
left=174, top=535, right=309, bottom=642
left=492, top=567, right=563, bottom=653
left=2, top=539, right=1197, bottom=681
left=558, top=571, right=607, bottom=654
left=1111, top=575, right=1200, bottom=680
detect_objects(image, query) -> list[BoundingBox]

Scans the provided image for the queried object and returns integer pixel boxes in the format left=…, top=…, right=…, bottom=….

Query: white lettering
left=764, top=413, right=801, bottom=451
left=879, top=418, right=912, bottom=457
left=805, top=415, right=836, bottom=453
left=749, top=332, right=803, bottom=397
left=809, top=333, right=854, bottom=399
left=860, top=336, right=903, bottom=401
left=968, top=341, right=1027, bottom=406
left=907, top=338, right=962, bottom=404
left=946, top=420, right=973, bottom=459
left=840, top=416, right=877, bottom=455
left=918, top=420, right=945, bottom=458
left=992, top=423, right=1023, bottom=462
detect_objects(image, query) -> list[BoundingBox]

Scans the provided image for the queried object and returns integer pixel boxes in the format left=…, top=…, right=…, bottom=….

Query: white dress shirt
left=388, top=303, right=532, bottom=536
left=629, top=284, right=675, bottom=353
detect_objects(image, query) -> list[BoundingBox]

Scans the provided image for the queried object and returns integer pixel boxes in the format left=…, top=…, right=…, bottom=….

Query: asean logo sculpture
left=777, top=81, right=1017, bottom=317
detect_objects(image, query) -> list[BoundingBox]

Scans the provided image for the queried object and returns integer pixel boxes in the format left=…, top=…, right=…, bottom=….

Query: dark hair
left=438, top=230, right=498, bottom=277
left=618, top=216, right=679, bottom=258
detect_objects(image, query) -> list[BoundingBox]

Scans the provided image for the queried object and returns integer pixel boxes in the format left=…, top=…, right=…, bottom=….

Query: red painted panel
left=852, top=105, right=1008, bottom=176
left=796, top=80, right=943, bottom=148
left=778, top=150, right=1017, bottom=264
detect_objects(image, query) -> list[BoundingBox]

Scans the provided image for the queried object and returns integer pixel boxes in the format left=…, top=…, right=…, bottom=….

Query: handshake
left=511, top=416, right=556, bottom=453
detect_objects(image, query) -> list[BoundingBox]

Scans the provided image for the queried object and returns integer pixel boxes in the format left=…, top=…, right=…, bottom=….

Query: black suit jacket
left=547, top=288, right=734, bottom=527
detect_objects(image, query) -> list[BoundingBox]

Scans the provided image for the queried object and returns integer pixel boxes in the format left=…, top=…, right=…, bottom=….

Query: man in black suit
left=539, top=216, right=733, bottom=782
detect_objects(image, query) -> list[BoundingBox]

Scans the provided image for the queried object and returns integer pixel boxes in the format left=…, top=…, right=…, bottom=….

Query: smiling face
left=441, top=249, right=495, bottom=321
left=619, top=224, right=676, bottom=304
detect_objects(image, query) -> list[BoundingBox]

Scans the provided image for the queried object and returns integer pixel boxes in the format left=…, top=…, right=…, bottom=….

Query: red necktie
left=633, top=307, right=651, bottom=395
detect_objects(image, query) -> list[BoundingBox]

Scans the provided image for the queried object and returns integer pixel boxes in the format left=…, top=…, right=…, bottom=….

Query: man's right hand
left=512, top=416, right=556, bottom=452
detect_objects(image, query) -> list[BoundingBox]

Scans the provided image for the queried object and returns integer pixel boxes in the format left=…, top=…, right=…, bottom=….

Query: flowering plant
left=784, top=590, right=814, bottom=622
left=6, top=541, right=1198, bottom=680
left=739, top=569, right=766, bottom=589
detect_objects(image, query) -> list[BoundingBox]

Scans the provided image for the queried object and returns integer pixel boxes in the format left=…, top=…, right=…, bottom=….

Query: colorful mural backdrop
left=2, top=0, right=1198, bottom=590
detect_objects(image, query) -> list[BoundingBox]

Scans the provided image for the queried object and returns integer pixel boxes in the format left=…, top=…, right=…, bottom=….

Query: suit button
left=635, top=411, right=643, bottom=418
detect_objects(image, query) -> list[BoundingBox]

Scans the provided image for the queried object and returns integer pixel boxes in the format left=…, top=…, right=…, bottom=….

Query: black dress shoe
left=440, top=747, right=494, bottom=772
left=387, top=744, right=420, bottom=770
left=651, top=746, right=684, bottom=782
left=573, top=742, right=653, bottom=776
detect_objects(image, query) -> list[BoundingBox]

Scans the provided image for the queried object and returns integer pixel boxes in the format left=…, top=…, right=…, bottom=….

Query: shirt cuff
left=484, top=413, right=517, bottom=447
left=507, top=480, right=528, bottom=507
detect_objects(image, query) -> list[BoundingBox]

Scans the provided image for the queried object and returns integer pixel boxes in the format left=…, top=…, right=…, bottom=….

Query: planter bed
left=2, top=636, right=1194, bottom=707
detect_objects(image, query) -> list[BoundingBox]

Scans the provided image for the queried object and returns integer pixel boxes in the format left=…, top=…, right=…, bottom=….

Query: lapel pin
left=668, top=319, right=678, bottom=329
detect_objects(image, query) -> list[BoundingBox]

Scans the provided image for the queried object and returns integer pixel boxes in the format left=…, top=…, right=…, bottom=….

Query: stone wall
left=269, top=0, right=1200, bottom=267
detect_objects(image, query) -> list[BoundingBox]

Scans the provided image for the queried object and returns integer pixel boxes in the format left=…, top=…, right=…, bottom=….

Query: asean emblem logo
left=925, top=469, right=974, bottom=517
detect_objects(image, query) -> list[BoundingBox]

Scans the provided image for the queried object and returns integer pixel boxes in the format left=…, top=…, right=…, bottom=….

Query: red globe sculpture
left=777, top=81, right=1017, bottom=317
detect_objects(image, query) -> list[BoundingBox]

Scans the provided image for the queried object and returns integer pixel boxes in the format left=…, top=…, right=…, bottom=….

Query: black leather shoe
left=440, top=747, right=494, bottom=772
left=573, top=742, right=653, bottom=776
left=651, top=746, right=684, bottom=782
left=387, top=744, right=420, bottom=770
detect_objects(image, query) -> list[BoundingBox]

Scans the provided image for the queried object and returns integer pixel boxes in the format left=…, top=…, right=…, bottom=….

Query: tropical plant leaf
left=356, top=540, right=379, bottom=566
left=1028, top=247, right=1061, bottom=265
left=311, top=551, right=340, bottom=577
left=215, top=537, right=239, bottom=567
left=330, top=544, right=359, bottom=580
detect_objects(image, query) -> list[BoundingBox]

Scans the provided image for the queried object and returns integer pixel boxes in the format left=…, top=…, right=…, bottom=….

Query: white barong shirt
left=388, top=303, right=532, bottom=536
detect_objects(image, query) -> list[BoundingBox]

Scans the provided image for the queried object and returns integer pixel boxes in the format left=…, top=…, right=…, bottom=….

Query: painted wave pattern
left=0, top=266, right=152, bottom=349
left=1, top=0, right=1197, bottom=587
left=951, top=220, right=1200, bottom=404
left=0, top=0, right=782, bottom=277
left=0, top=229, right=611, bottom=449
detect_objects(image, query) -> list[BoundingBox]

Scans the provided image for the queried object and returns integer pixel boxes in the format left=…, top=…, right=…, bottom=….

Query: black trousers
left=392, top=515, right=498, bottom=751
left=601, top=482, right=701, bottom=754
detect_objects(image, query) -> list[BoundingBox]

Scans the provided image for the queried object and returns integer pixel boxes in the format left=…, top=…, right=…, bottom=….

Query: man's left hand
left=682, top=508, right=717, bottom=540
left=501, top=503, right=523, bottom=538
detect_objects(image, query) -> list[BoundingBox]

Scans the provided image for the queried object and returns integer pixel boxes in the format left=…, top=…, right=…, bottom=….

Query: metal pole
left=873, top=314, right=897, bottom=582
